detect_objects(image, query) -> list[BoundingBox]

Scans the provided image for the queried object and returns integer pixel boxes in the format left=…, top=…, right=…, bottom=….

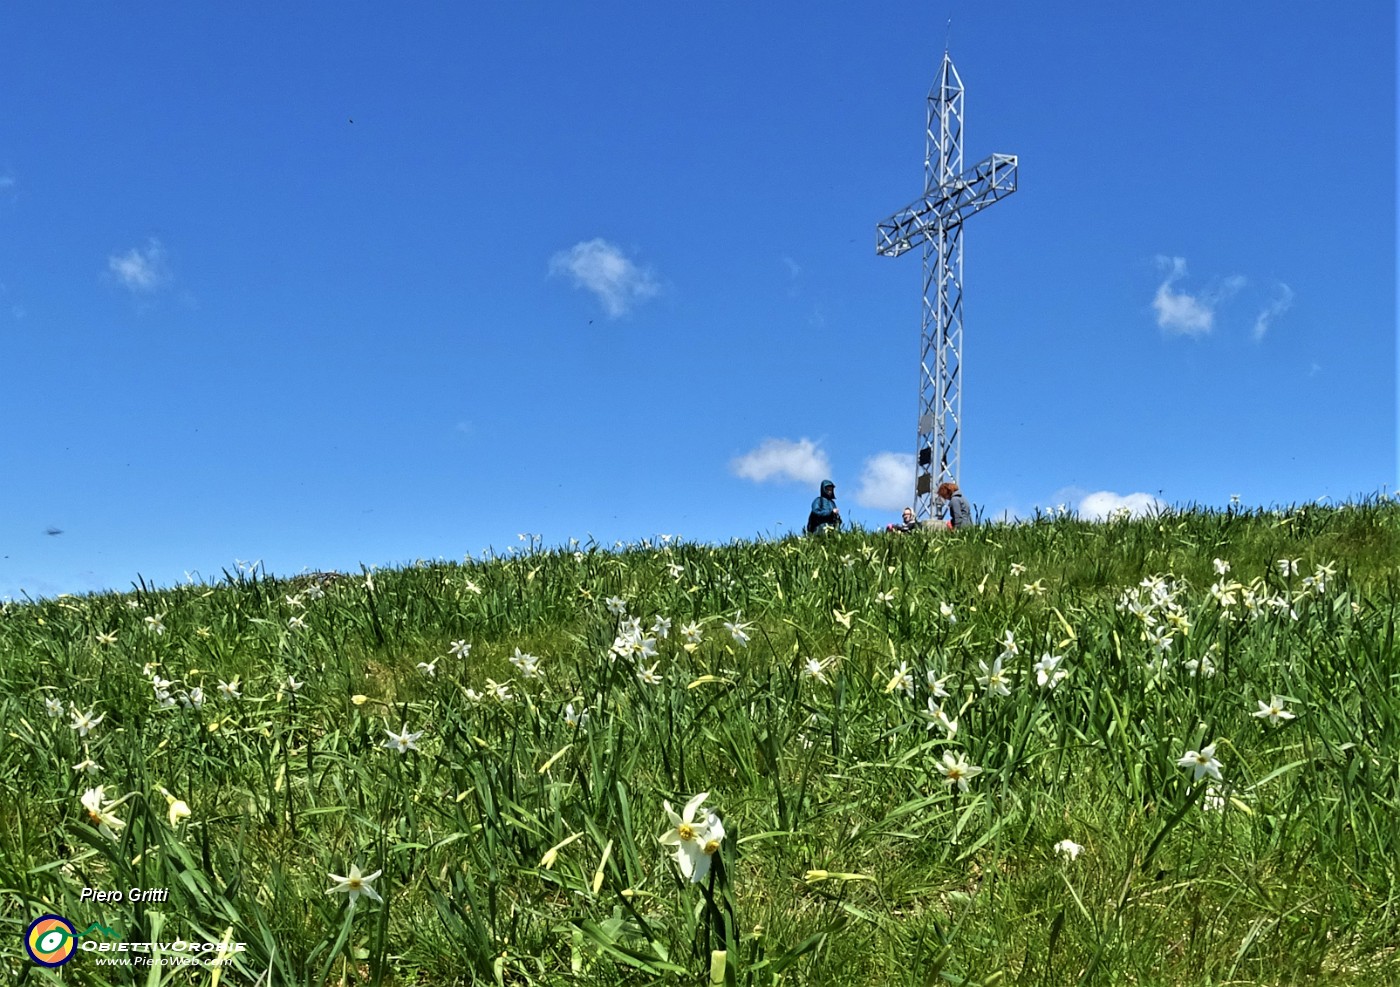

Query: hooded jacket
left=807, top=481, right=840, bottom=532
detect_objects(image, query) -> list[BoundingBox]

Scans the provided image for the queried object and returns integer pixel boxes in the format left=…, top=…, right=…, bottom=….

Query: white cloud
left=854, top=451, right=914, bottom=511
left=1151, top=256, right=1243, bottom=336
left=730, top=438, right=830, bottom=486
left=549, top=238, right=659, bottom=318
left=1252, top=283, right=1294, bottom=340
left=1077, top=490, right=1165, bottom=521
left=108, top=238, right=170, bottom=293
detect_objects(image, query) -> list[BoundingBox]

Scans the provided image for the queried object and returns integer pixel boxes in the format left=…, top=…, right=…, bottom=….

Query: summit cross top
left=876, top=49, right=1018, bottom=522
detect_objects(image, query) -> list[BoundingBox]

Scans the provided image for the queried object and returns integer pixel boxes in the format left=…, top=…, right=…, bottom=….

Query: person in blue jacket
left=806, top=479, right=842, bottom=534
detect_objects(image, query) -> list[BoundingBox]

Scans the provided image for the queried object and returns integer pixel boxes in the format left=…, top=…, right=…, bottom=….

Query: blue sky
left=1, top=3, right=1395, bottom=600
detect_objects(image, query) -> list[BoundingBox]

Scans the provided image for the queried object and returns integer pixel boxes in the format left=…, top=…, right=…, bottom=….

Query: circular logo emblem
left=25, top=914, right=78, bottom=967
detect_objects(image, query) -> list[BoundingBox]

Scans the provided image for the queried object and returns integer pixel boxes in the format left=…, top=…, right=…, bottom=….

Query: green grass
left=2, top=499, right=1399, bottom=985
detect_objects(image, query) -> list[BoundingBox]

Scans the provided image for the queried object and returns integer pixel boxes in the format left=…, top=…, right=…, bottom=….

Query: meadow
left=2, top=500, right=1398, bottom=986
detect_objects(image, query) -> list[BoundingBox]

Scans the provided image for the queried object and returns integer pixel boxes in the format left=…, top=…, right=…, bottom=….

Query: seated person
left=936, top=481, right=974, bottom=529
left=887, top=507, right=918, bottom=533
left=806, top=479, right=842, bottom=534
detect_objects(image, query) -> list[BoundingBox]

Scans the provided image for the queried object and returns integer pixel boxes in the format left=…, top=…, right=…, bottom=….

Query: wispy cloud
left=1077, top=490, right=1165, bottom=520
left=549, top=238, right=659, bottom=318
left=780, top=256, right=802, bottom=297
left=854, top=451, right=914, bottom=511
left=1252, top=283, right=1294, bottom=341
left=108, top=238, right=171, bottom=293
left=730, top=437, right=830, bottom=486
left=1152, top=256, right=1243, bottom=336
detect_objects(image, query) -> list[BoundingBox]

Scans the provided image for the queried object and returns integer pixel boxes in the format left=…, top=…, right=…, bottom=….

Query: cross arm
left=876, top=153, right=1018, bottom=258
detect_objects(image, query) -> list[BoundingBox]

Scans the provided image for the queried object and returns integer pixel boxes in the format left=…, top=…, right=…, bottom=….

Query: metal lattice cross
left=876, top=51, right=1018, bottom=521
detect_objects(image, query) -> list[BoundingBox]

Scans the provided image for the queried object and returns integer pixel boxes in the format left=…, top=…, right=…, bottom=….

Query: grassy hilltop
left=3, top=501, right=1399, bottom=986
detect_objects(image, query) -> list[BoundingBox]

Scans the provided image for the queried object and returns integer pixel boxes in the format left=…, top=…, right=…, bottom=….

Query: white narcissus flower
left=666, top=562, right=684, bottom=581
left=1253, top=696, right=1296, bottom=725
left=326, top=864, right=383, bottom=909
left=1212, top=558, right=1231, bottom=576
left=605, top=596, right=628, bottom=616
left=802, top=657, right=831, bottom=685
left=1208, top=581, right=1237, bottom=608
left=158, top=787, right=192, bottom=827
left=79, top=786, right=126, bottom=841
left=1184, top=654, right=1216, bottom=679
left=884, top=661, right=914, bottom=698
left=693, top=811, right=726, bottom=884
left=1009, top=562, right=1026, bottom=577
left=1033, top=653, right=1068, bottom=689
left=72, top=757, right=102, bottom=775
left=724, top=615, right=752, bottom=646
left=449, top=640, right=471, bottom=658
left=44, top=696, right=64, bottom=718
left=384, top=726, right=423, bottom=754
left=416, top=661, right=436, bottom=677
left=1178, top=743, right=1224, bottom=782
left=926, top=670, right=951, bottom=699
left=144, top=613, right=166, bottom=635
left=652, top=616, right=672, bottom=639
left=977, top=657, right=1012, bottom=698
left=218, top=677, right=242, bottom=700
left=95, top=630, right=118, bottom=646
left=935, top=751, right=983, bottom=793
left=659, top=793, right=717, bottom=882
left=287, top=615, right=307, bottom=630
left=70, top=707, right=104, bottom=737
left=564, top=702, right=589, bottom=729
left=1200, top=785, right=1227, bottom=812
left=998, top=630, right=1018, bottom=658
left=509, top=649, right=543, bottom=679
left=924, top=698, right=957, bottom=737
left=635, top=663, right=663, bottom=687
left=1053, top=839, right=1084, bottom=860
left=939, top=602, right=957, bottom=623
left=1277, top=558, right=1300, bottom=578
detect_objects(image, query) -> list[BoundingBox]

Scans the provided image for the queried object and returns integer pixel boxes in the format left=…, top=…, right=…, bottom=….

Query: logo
left=24, top=915, right=120, bottom=967
left=25, top=915, right=78, bottom=967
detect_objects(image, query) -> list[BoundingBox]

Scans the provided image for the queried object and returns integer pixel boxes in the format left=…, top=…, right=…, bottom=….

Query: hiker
left=887, top=507, right=918, bottom=533
left=806, top=479, right=842, bottom=534
left=937, top=481, right=974, bottom=530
